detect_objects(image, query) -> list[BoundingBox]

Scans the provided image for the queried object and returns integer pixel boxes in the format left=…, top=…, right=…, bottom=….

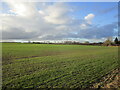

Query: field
left=2, top=43, right=118, bottom=88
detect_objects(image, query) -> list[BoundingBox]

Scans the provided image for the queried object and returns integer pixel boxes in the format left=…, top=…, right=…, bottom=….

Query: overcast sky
left=1, top=1, right=118, bottom=42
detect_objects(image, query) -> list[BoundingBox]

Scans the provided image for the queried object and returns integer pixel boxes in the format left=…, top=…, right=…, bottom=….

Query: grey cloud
left=72, top=22, right=117, bottom=39
left=2, top=28, right=38, bottom=39
left=1, top=2, right=118, bottom=41
left=40, top=22, right=117, bottom=40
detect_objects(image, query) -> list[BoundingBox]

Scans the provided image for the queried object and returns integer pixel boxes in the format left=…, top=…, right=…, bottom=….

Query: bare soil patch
left=90, top=68, right=119, bottom=89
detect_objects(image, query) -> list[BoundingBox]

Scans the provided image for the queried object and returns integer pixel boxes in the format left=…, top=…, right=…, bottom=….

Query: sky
left=0, top=0, right=118, bottom=42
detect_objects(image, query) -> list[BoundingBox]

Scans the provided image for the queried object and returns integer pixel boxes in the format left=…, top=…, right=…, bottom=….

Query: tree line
left=103, top=37, right=120, bottom=46
left=30, top=37, right=120, bottom=46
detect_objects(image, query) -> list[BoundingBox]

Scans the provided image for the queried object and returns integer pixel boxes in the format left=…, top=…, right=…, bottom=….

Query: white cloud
left=79, top=13, right=95, bottom=30
left=1, top=1, right=72, bottom=40
left=84, top=13, right=95, bottom=24
left=39, top=10, right=45, bottom=15
left=1, top=1, right=117, bottom=41
left=80, top=23, right=88, bottom=30
left=56, top=25, right=68, bottom=30
left=42, top=3, right=70, bottom=24
left=4, top=0, right=37, bottom=17
left=44, top=16, right=68, bottom=24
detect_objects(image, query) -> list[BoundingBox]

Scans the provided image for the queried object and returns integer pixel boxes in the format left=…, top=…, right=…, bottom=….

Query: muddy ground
left=90, top=68, right=119, bottom=89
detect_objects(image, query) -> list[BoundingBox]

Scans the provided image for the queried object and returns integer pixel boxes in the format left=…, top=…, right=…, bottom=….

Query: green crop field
left=2, top=43, right=118, bottom=88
